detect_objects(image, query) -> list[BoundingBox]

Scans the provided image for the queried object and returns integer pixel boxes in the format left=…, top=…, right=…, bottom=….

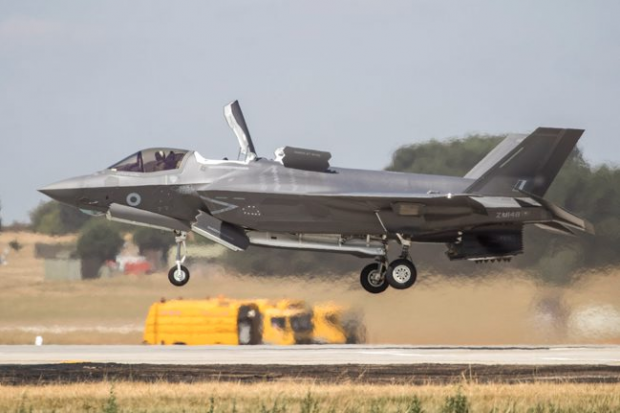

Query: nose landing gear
left=168, top=231, right=190, bottom=287
left=168, top=265, right=190, bottom=287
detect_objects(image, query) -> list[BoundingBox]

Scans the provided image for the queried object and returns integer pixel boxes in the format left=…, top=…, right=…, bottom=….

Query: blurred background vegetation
left=16, top=133, right=620, bottom=285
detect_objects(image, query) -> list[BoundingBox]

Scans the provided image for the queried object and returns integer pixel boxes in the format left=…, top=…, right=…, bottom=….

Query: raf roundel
left=126, top=192, right=142, bottom=207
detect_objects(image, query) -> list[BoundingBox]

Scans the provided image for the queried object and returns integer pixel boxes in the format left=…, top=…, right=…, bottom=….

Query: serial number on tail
left=495, top=211, right=524, bottom=219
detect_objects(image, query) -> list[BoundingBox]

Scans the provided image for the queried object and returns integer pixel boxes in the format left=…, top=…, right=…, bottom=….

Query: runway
left=0, top=344, right=618, bottom=366
left=1, top=345, right=619, bottom=385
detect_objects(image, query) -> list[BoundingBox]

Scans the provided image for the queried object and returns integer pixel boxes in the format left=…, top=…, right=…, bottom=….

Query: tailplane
left=465, top=127, right=584, bottom=197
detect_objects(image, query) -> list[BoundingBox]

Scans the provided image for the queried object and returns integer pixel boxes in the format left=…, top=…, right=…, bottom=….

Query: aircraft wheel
left=385, top=259, right=417, bottom=290
left=168, top=265, right=190, bottom=287
left=360, top=263, right=389, bottom=294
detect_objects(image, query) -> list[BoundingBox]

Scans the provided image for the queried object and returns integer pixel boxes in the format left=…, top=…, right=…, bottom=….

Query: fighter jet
left=39, top=101, right=593, bottom=293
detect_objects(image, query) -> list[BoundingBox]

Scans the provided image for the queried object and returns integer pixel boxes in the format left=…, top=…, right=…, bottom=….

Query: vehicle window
left=326, top=314, right=340, bottom=326
left=290, top=314, right=313, bottom=332
left=109, top=148, right=188, bottom=173
left=271, top=317, right=286, bottom=329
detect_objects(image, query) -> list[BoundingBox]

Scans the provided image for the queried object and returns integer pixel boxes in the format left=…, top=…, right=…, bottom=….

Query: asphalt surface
left=3, top=363, right=620, bottom=385
left=0, top=345, right=618, bottom=366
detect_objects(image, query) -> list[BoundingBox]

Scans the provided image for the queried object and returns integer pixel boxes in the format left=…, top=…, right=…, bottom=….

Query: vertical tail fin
left=465, top=127, right=584, bottom=197
left=464, top=134, right=527, bottom=180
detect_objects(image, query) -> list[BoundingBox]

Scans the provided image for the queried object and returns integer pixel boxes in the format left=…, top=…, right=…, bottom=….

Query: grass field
left=1, top=231, right=620, bottom=345
left=2, top=382, right=620, bottom=412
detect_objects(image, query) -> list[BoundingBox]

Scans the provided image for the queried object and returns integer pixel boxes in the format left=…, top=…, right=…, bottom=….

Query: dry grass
left=1, top=231, right=620, bottom=345
left=1, top=381, right=619, bottom=412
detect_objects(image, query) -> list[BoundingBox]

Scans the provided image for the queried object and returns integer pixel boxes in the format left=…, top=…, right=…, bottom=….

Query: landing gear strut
left=168, top=231, right=190, bottom=287
left=359, top=235, right=418, bottom=293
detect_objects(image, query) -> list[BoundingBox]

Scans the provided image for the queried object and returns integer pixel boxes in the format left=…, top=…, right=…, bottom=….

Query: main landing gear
left=359, top=237, right=417, bottom=294
left=168, top=231, right=190, bottom=287
left=360, top=262, right=389, bottom=294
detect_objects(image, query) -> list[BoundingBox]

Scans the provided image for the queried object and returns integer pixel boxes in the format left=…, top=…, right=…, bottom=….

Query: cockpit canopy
left=108, top=148, right=189, bottom=173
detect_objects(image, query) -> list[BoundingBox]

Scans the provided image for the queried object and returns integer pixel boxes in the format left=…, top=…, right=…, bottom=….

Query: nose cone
left=38, top=178, right=83, bottom=206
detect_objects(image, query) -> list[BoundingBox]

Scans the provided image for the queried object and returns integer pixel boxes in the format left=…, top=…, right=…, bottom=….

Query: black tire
left=385, top=259, right=417, bottom=290
left=168, top=265, right=190, bottom=287
left=360, top=263, right=389, bottom=294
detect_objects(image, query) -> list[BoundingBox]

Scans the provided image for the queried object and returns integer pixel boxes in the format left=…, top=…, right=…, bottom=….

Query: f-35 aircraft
left=40, top=101, right=593, bottom=293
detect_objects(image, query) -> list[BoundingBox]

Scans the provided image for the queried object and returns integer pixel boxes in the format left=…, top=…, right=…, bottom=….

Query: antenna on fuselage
left=224, top=100, right=257, bottom=162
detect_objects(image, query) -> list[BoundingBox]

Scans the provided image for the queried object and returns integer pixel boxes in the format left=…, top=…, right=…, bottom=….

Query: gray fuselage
left=46, top=151, right=475, bottom=238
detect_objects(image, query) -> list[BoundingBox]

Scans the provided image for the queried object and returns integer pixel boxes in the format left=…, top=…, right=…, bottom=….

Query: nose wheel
left=168, top=265, right=190, bottom=287
left=168, top=231, right=190, bottom=287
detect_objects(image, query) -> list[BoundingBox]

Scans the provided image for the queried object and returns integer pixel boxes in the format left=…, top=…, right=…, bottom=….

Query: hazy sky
left=1, top=1, right=619, bottom=223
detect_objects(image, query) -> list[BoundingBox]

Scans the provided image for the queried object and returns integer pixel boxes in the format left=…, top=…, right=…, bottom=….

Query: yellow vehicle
left=143, top=297, right=261, bottom=345
left=254, top=299, right=314, bottom=345
left=312, top=303, right=366, bottom=344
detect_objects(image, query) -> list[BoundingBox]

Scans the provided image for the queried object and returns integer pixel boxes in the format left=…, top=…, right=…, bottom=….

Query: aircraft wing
left=200, top=186, right=477, bottom=213
left=306, top=191, right=594, bottom=235
left=199, top=186, right=593, bottom=235
left=311, top=191, right=485, bottom=215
